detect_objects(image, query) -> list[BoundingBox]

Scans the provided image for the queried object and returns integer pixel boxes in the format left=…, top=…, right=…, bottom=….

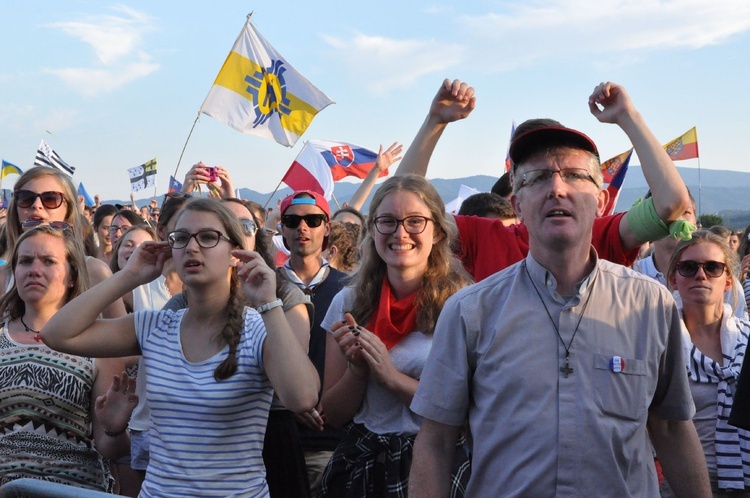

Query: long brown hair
left=0, top=226, right=89, bottom=320
left=348, top=175, right=472, bottom=334
left=174, top=198, right=248, bottom=381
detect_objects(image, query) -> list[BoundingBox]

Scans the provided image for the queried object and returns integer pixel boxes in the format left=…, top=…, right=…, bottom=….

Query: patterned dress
left=0, top=320, right=113, bottom=492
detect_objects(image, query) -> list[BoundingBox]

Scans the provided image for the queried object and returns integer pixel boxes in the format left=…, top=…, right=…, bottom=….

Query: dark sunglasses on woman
left=675, top=260, right=727, bottom=278
left=15, top=190, right=66, bottom=209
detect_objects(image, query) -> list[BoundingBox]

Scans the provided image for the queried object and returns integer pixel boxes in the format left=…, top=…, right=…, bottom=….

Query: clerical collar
left=524, top=249, right=599, bottom=305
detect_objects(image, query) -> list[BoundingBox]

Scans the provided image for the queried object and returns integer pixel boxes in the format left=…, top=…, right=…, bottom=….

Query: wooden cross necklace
left=523, top=261, right=594, bottom=378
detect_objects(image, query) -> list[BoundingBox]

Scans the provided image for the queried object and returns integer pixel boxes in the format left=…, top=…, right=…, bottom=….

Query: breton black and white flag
left=128, top=158, right=157, bottom=192
left=34, top=139, right=75, bottom=176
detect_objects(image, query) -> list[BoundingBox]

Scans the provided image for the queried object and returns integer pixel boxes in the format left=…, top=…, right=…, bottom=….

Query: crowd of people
left=2, top=78, right=750, bottom=498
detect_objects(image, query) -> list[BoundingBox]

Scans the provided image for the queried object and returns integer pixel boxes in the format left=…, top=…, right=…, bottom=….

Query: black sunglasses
left=675, top=260, right=727, bottom=278
left=15, top=190, right=66, bottom=209
left=281, top=214, right=327, bottom=229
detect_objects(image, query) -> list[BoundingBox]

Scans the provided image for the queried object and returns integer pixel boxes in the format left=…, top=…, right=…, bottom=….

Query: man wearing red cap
left=277, top=190, right=348, bottom=495
left=408, top=82, right=710, bottom=496
left=395, top=79, right=694, bottom=281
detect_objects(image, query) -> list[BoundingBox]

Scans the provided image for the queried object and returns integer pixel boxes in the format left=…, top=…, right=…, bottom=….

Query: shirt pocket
left=593, top=354, right=649, bottom=421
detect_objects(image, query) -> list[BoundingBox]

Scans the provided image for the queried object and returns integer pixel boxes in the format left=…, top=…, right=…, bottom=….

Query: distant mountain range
left=107, top=165, right=750, bottom=229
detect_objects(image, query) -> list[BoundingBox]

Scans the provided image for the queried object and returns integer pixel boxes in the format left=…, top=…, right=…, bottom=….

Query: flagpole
left=173, top=111, right=201, bottom=185
left=697, top=157, right=702, bottom=221
left=263, top=178, right=285, bottom=210
left=330, top=192, right=342, bottom=211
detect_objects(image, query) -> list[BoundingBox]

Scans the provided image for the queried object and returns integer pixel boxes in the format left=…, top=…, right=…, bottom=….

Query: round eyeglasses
left=372, top=216, right=433, bottom=235
left=167, top=229, right=232, bottom=249
left=15, top=190, right=66, bottom=209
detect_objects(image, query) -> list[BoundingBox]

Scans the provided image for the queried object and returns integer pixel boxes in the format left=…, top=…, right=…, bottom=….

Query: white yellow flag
left=200, top=18, right=334, bottom=147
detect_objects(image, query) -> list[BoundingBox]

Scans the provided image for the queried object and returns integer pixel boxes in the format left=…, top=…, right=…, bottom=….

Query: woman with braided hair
left=40, top=197, right=319, bottom=497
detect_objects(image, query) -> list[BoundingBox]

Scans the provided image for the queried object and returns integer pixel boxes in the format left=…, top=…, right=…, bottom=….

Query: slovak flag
left=282, top=142, right=334, bottom=199
left=308, top=140, right=381, bottom=181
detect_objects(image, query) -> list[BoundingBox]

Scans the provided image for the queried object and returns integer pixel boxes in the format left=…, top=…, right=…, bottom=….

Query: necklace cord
left=523, top=260, right=595, bottom=357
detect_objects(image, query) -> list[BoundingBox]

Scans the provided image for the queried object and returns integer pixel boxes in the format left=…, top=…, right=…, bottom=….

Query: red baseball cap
left=280, top=190, right=331, bottom=219
left=279, top=190, right=331, bottom=251
left=509, top=124, right=599, bottom=172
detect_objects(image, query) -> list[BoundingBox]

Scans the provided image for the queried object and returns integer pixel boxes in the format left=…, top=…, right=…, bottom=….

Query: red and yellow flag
left=601, top=148, right=633, bottom=184
left=663, top=127, right=698, bottom=161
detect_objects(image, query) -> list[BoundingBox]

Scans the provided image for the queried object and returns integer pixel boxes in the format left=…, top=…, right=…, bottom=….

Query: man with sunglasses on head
left=277, top=191, right=348, bottom=496
left=409, top=82, right=711, bottom=497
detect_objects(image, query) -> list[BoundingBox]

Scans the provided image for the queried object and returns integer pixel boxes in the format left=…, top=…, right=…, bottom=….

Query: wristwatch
left=256, top=298, right=283, bottom=314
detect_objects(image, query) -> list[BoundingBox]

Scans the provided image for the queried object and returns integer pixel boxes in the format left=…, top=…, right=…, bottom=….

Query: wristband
left=104, top=427, right=127, bottom=437
left=256, top=298, right=283, bottom=314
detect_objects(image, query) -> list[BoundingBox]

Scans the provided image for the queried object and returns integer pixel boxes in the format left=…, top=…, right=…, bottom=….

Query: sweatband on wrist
left=669, top=219, right=696, bottom=241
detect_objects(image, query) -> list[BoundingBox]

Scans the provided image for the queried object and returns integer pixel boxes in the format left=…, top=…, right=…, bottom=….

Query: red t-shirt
left=454, top=213, right=639, bottom=281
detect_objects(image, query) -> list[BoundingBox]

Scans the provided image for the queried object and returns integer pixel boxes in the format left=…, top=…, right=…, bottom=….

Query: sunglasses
left=15, top=190, right=66, bottom=209
left=675, top=260, right=727, bottom=278
left=281, top=214, right=327, bottom=229
left=21, top=220, right=71, bottom=230
left=239, top=217, right=257, bottom=237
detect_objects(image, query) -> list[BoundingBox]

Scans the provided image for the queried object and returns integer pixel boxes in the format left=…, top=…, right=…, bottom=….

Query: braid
left=213, top=272, right=246, bottom=381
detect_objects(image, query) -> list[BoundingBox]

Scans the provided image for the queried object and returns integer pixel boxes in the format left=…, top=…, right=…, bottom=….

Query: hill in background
left=106, top=165, right=750, bottom=230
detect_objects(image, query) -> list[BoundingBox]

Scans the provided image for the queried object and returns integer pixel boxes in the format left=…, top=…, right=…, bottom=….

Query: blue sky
left=1, top=1, right=749, bottom=202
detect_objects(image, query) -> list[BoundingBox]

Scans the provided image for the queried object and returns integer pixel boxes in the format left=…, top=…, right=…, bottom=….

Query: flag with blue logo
left=200, top=18, right=334, bottom=147
left=309, top=140, right=382, bottom=181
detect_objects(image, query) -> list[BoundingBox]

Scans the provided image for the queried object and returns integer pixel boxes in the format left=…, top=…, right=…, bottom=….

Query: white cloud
left=44, top=53, right=159, bottom=98
left=460, top=0, right=750, bottom=70
left=322, top=33, right=464, bottom=95
left=43, top=5, right=158, bottom=95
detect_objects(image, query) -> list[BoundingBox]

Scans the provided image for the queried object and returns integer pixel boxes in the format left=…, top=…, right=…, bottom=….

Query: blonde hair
left=348, top=175, right=472, bottom=334
left=667, top=229, right=738, bottom=293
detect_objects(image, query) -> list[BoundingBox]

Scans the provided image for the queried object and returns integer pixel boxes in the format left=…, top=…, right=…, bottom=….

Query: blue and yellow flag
left=1, top=160, right=23, bottom=179
left=200, top=18, right=334, bottom=147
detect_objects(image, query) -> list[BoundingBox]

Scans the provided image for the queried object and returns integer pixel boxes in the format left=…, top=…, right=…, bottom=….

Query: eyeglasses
left=373, top=215, right=433, bottom=235
left=168, top=229, right=232, bottom=249
left=518, top=168, right=599, bottom=190
left=15, top=190, right=66, bottom=209
left=675, top=260, right=727, bottom=278
left=107, top=225, right=132, bottom=235
left=239, top=217, right=257, bottom=237
left=281, top=214, right=328, bottom=229
left=21, top=220, right=71, bottom=230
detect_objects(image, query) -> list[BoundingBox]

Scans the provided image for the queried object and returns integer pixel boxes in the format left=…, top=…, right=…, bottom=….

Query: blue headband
left=291, top=198, right=317, bottom=206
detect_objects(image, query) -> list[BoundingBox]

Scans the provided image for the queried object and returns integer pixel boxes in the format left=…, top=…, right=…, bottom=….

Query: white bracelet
left=256, top=298, right=283, bottom=314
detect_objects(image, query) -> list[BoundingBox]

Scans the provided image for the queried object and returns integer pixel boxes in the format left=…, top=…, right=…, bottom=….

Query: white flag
left=200, top=18, right=334, bottom=147
left=128, top=158, right=157, bottom=192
